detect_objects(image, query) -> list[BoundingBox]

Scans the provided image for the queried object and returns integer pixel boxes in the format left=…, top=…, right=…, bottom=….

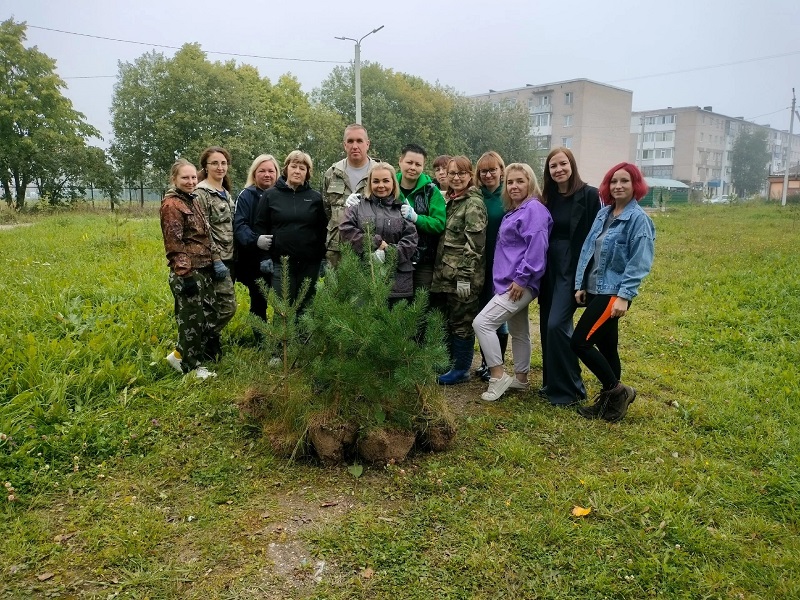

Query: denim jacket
left=574, top=201, right=655, bottom=301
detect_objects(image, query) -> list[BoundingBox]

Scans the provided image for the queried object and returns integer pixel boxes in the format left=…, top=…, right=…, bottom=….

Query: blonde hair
left=170, top=158, right=196, bottom=184
left=365, top=162, right=399, bottom=198
left=502, top=163, right=542, bottom=211
left=245, top=154, right=280, bottom=188
left=474, top=151, right=506, bottom=187
left=282, top=150, right=313, bottom=183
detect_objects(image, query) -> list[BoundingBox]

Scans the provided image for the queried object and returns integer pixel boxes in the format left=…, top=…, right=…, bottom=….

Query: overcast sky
left=4, top=0, right=799, bottom=145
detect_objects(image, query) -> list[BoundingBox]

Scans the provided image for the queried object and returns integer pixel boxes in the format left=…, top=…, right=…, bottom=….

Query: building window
left=561, top=137, right=573, bottom=149
left=530, top=113, right=551, bottom=127
left=563, top=115, right=573, bottom=127
left=540, top=95, right=550, bottom=106
left=531, top=135, right=550, bottom=150
left=565, top=92, right=573, bottom=105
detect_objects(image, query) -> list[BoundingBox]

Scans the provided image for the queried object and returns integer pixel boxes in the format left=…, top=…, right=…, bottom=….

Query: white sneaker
left=509, top=378, right=530, bottom=391
left=481, top=373, right=513, bottom=402
left=166, top=351, right=183, bottom=373
left=194, top=366, right=217, bottom=380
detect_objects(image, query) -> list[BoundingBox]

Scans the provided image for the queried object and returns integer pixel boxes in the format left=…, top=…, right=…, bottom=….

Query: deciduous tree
left=730, top=128, right=770, bottom=197
left=0, top=19, right=100, bottom=209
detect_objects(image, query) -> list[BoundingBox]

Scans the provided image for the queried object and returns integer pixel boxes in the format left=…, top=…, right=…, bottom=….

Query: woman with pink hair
left=571, top=163, right=655, bottom=423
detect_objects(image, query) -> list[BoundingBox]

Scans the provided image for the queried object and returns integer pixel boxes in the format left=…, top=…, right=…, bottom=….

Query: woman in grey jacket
left=339, top=162, right=418, bottom=303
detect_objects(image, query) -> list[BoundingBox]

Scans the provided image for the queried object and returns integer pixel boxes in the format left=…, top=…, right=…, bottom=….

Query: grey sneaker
left=194, top=366, right=217, bottom=380
left=481, top=373, right=514, bottom=402
left=509, top=378, right=530, bottom=391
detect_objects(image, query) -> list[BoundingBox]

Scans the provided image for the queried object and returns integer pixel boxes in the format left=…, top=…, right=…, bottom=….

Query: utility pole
left=781, top=88, right=796, bottom=207
left=335, top=25, right=384, bottom=125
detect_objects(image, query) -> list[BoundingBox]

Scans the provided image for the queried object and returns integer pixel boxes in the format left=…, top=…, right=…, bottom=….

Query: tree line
left=1, top=18, right=538, bottom=210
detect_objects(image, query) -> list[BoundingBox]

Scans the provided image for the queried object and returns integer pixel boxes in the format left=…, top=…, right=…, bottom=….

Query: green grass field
left=1, top=204, right=799, bottom=599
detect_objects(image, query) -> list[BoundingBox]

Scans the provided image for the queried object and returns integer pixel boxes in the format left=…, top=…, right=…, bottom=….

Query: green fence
left=643, top=187, right=689, bottom=207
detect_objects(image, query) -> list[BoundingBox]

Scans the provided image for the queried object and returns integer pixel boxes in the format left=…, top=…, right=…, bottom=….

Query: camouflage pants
left=430, top=291, right=481, bottom=339
left=169, top=269, right=214, bottom=371
left=208, top=261, right=237, bottom=334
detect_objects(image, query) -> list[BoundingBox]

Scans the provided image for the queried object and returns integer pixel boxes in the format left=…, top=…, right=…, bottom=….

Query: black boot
left=600, top=383, right=637, bottom=423
left=204, top=333, right=222, bottom=362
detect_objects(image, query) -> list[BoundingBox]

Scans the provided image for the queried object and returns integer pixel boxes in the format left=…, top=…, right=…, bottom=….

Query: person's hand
left=456, top=280, right=470, bottom=300
left=611, top=296, right=629, bottom=318
left=212, top=259, right=230, bottom=281
left=507, top=282, right=524, bottom=302
left=181, top=275, right=199, bottom=297
left=400, top=202, right=418, bottom=223
left=575, top=290, right=586, bottom=305
left=256, top=234, right=273, bottom=251
left=260, top=258, right=274, bottom=274
left=373, top=249, right=386, bottom=263
left=345, top=193, right=362, bottom=208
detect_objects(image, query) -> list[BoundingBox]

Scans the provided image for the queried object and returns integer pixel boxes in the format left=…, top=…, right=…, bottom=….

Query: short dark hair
left=400, top=143, right=427, bottom=159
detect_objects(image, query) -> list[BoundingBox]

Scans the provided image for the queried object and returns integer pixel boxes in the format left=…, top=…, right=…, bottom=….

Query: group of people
left=159, top=124, right=655, bottom=422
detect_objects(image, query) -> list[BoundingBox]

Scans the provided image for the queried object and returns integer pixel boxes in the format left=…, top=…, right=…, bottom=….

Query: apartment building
left=470, top=79, right=633, bottom=186
left=630, top=106, right=800, bottom=195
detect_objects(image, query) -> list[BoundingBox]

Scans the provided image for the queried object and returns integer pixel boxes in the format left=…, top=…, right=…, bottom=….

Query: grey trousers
left=473, top=288, right=534, bottom=375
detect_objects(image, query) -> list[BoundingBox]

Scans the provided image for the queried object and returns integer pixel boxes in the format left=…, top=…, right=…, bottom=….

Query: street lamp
left=335, top=25, right=384, bottom=125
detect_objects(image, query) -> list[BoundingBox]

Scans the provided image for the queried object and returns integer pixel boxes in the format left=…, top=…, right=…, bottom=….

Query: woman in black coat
left=538, top=147, right=601, bottom=407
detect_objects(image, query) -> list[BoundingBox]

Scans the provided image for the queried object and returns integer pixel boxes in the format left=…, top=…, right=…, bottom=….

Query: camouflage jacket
left=322, top=157, right=378, bottom=254
left=194, top=180, right=235, bottom=261
left=431, top=187, right=487, bottom=294
left=160, top=188, right=213, bottom=277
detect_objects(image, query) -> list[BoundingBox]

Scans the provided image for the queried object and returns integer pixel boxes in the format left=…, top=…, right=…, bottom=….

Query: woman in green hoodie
left=474, top=151, right=510, bottom=382
left=396, top=143, right=447, bottom=291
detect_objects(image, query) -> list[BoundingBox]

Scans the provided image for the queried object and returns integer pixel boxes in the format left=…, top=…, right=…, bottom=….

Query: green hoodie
left=396, top=172, right=446, bottom=235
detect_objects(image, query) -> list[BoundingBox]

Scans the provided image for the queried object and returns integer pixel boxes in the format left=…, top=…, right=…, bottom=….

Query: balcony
left=530, top=103, right=552, bottom=114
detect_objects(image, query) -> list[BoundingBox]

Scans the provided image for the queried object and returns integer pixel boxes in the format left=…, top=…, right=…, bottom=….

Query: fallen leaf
left=53, top=532, right=78, bottom=543
left=36, top=572, right=55, bottom=581
left=320, top=501, right=339, bottom=508
left=360, top=567, right=374, bottom=579
left=571, top=505, right=592, bottom=517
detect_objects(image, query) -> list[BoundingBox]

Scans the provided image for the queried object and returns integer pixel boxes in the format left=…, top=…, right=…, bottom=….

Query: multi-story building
left=469, top=79, right=632, bottom=186
left=630, top=106, right=800, bottom=195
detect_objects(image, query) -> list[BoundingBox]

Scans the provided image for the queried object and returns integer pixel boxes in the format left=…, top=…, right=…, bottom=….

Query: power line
left=608, top=49, right=800, bottom=83
left=27, top=24, right=347, bottom=65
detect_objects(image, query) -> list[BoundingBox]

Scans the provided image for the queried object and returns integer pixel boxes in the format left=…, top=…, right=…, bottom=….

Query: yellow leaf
left=571, top=505, right=592, bottom=517
left=360, top=567, right=374, bottom=579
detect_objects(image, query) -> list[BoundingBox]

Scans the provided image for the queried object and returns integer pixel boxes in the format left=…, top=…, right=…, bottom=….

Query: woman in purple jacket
left=473, top=163, right=553, bottom=402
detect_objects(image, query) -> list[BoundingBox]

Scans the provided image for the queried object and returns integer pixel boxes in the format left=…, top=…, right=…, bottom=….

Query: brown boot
left=601, top=383, right=637, bottom=423
left=577, top=390, right=610, bottom=419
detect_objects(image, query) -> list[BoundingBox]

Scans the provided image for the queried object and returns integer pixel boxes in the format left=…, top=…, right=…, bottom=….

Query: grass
left=1, top=203, right=799, bottom=599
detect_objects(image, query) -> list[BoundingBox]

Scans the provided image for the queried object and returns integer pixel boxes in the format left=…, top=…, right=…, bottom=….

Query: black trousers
left=571, top=294, right=621, bottom=390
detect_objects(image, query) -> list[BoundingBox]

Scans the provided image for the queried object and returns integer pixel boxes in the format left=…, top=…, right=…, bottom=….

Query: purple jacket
left=493, top=197, right=552, bottom=297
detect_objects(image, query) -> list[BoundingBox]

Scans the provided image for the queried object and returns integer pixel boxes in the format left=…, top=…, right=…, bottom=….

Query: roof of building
left=645, top=177, right=690, bottom=189
left=467, top=78, right=632, bottom=97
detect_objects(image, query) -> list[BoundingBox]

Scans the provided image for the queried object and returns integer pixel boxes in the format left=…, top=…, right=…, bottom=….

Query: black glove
left=181, top=275, right=199, bottom=297
left=212, top=259, right=230, bottom=281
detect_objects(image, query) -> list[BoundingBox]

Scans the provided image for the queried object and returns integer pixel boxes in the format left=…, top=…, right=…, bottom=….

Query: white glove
left=373, top=249, right=386, bottom=263
left=345, top=193, right=362, bottom=208
left=256, top=235, right=273, bottom=251
left=400, top=202, right=418, bottom=223
left=456, top=280, right=470, bottom=300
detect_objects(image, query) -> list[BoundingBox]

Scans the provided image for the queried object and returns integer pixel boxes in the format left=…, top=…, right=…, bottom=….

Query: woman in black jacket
left=234, top=154, right=279, bottom=332
left=538, top=147, right=601, bottom=407
left=253, top=150, right=326, bottom=312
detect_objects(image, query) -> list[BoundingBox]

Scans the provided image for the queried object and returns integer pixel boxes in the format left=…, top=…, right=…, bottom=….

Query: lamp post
left=335, top=25, right=384, bottom=125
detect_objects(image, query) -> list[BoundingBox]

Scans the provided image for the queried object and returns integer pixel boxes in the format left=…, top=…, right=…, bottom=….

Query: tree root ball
left=358, top=428, right=416, bottom=465
left=308, top=420, right=358, bottom=466
left=416, top=422, right=457, bottom=452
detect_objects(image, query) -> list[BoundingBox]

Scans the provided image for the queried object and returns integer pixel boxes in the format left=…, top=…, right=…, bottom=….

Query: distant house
left=767, top=164, right=800, bottom=200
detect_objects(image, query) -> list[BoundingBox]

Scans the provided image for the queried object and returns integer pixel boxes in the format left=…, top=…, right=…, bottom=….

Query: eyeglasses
left=479, top=167, right=499, bottom=176
left=447, top=171, right=470, bottom=179
left=207, top=161, right=228, bottom=168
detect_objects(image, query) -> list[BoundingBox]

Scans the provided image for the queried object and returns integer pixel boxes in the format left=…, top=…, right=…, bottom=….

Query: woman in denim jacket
left=572, top=163, right=655, bottom=423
